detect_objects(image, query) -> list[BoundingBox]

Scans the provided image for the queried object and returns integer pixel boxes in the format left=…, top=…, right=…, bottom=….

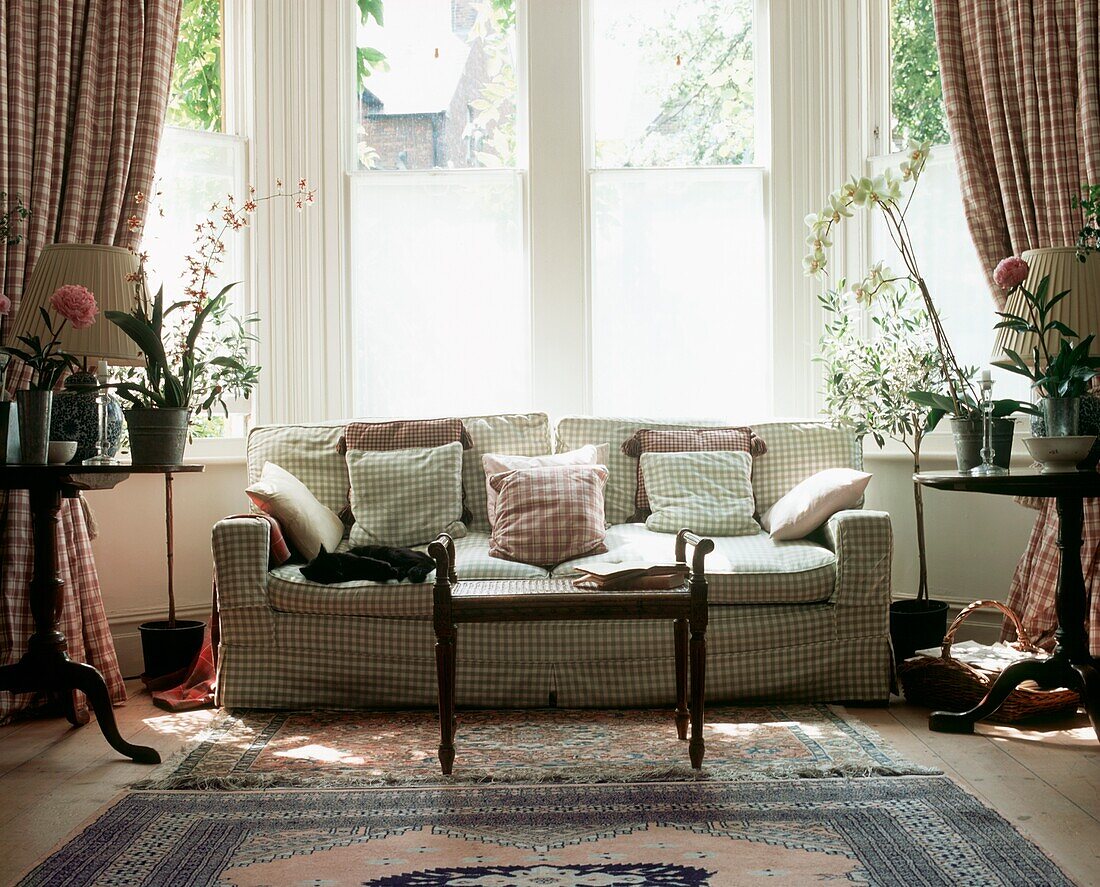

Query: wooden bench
left=427, top=528, right=714, bottom=775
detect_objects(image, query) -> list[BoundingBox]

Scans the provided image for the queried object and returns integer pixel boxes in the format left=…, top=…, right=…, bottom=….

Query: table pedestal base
left=929, top=653, right=1100, bottom=740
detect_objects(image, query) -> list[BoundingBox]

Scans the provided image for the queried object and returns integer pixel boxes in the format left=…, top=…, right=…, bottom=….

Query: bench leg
left=674, top=618, right=689, bottom=741
left=689, top=621, right=706, bottom=770
left=435, top=625, right=457, bottom=775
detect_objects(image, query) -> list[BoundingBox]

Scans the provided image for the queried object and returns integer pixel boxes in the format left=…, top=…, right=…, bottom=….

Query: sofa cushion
left=267, top=532, right=549, bottom=618
left=762, top=468, right=872, bottom=540
left=483, top=444, right=609, bottom=529
left=245, top=461, right=345, bottom=560
left=624, top=426, right=767, bottom=519
left=550, top=523, right=835, bottom=605
left=461, top=413, right=553, bottom=532
left=749, top=422, right=863, bottom=514
left=488, top=465, right=609, bottom=567
left=346, top=442, right=467, bottom=547
left=247, top=422, right=348, bottom=515
left=555, top=416, right=727, bottom=525
left=641, top=451, right=759, bottom=536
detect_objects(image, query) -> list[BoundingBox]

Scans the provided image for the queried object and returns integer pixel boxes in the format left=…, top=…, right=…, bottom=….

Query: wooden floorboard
left=0, top=688, right=1097, bottom=885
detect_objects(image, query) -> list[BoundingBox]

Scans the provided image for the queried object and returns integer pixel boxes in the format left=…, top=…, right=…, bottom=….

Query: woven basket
left=897, top=600, right=1080, bottom=723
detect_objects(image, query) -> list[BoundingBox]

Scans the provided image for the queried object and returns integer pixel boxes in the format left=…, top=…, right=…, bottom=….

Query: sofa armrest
left=820, top=509, right=892, bottom=611
left=212, top=516, right=275, bottom=644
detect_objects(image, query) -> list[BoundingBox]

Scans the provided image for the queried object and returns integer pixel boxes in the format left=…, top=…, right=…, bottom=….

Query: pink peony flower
left=994, top=256, right=1029, bottom=289
left=0, top=294, right=10, bottom=316
left=49, top=284, right=98, bottom=329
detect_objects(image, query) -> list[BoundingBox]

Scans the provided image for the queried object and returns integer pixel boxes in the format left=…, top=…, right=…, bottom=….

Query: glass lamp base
left=969, top=463, right=1008, bottom=476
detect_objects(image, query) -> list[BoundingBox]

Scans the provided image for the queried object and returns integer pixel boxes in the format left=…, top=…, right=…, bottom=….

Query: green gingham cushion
left=750, top=422, right=862, bottom=514
left=247, top=422, right=348, bottom=516
left=551, top=522, right=836, bottom=605
left=641, top=450, right=759, bottom=536
left=461, top=413, right=553, bottom=532
left=555, top=416, right=726, bottom=525
left=346, top=442, right=467, bottom=547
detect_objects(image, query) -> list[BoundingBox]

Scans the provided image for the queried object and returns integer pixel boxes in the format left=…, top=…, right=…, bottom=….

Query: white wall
left=87, top=460, right=248, bottom=677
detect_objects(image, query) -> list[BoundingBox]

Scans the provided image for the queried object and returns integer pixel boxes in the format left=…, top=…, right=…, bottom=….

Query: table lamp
left=12, top=244, right=144, bottom=463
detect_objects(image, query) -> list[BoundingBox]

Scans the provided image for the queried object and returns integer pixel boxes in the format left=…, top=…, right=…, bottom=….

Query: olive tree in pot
left=817, top=283, right=952, bottom=660
left=105, top=181, right=312, bottom=678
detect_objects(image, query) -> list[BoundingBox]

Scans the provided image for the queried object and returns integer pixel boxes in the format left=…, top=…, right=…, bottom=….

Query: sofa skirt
left=216, top=602, right=890, bottom=710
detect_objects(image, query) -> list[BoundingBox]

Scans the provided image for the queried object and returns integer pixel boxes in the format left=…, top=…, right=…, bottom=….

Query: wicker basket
left=897, top=600, right=1080, bottom=723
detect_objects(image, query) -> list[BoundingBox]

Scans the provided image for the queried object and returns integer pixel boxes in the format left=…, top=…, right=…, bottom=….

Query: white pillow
left=640, top=450, right=759, bottom=536
left=347, top=441, right=467, bottom=547
left=482, top=443, right=609, bottom=529
left=246, top=461, right=345, bottom=560
left=761, top=468, right=872, bottom=540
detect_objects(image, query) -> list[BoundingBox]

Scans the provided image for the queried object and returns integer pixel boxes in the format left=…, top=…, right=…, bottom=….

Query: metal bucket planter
left=950, top=418, right=1014, bottom=473
left=124, top=408, right=189, bottom=465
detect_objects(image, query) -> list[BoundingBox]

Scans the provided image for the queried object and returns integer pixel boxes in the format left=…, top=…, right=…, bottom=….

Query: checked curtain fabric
left=0, top=0, right=182, bottom=722
left=933, top=0, right=1100, bottom=308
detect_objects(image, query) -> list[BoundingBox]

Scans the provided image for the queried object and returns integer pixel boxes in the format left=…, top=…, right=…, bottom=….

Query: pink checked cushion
left=621, top=427, right=767, bottom=520
left=482, top=443, right=609, bottom=530
left=340, top=418, right=473, bottom=523
left=488, top=465, right=609, bottom=567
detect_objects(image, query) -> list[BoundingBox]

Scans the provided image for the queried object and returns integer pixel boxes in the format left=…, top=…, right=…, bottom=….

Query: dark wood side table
left=915, top=469, right=1099, bottom=741
left=427, top=529, right=713, bottom=775
left=0, top=463, right=204, bottom=763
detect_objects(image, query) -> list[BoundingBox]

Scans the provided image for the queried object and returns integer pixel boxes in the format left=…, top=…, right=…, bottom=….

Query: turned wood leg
left=435, top=626, right=457, bottom=775
left=674, top=618, right=689, bottom=741
left=62, top=660, right=160, bottom=763
left=688, top=625, right=706, bottom=769
left=1072, top=663, right=1100, bottom=743
left=61, top=690, right=90, bottom=727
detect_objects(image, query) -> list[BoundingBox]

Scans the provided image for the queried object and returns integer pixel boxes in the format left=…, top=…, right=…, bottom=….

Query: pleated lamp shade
left=10, top=243, right=144, bottom=365
left=992, top=247, right=1100, bottom=366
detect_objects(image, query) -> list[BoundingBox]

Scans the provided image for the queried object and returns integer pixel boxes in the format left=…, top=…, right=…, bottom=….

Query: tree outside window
left=167, top=0, right=223, bottom=132
left=890, top=0, right=949, bottom=151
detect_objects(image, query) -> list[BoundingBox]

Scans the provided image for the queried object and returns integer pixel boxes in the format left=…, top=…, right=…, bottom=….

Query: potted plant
left=106, top=180, right=312, bottom=465
left=804, top=142, right=1032, bottom=472
left=993, top=255, right=1100, bottom=436
left=105, top=180, right=312, bottom=678
left=817, top=282, right=952, bottom=659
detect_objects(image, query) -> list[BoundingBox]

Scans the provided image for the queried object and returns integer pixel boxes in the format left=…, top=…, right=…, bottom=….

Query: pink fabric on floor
left=0, top=491, right=126, bottom=723
left=150, top=513, right=289, bottom=712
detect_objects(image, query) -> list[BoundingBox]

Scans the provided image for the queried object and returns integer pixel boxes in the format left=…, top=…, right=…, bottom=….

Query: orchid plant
left=804, top=141, right=1030, bottom=428
left=107, top=179, right=314, bottom=419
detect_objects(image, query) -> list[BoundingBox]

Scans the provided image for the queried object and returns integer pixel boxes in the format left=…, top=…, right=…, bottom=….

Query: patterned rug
left=20, top=778, right=1071, bottom=886
left=141, top=704, right=939, bottom=789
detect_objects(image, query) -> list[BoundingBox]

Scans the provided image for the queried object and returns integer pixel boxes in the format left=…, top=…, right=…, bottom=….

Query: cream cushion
left=246, top=461, right=345, bottom=560
left=760, top=468, right=872, bottom=540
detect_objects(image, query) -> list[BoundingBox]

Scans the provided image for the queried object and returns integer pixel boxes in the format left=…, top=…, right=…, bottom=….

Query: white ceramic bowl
left=47, top=440, right=78, bottom=464
left=1023, top=436, right=1097, bottom=473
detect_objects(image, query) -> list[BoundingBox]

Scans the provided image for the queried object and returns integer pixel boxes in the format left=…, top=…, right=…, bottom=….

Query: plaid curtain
left=933, top=0, right=1100, bottom=309
left=0, top=0, right=182, bottom=723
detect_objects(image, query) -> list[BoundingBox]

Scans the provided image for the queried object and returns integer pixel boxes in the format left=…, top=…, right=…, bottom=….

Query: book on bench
left=571, top=561, right=691, bottom=591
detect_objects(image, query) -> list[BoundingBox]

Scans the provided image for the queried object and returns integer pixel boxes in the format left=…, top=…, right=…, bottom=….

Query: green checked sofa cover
left=214, top=413, right=892, bottom=710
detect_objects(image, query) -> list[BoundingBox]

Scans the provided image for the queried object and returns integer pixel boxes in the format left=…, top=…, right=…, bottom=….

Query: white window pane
left=869, top=148, right=1029, bottom=400
left=590, top=169, right=768, bottom=416
left=591, top=0, right=755, bottom=169
left=140, top=127, right=249, bottom=438
left=142, top=127, right=247, bottom=300
left=349, top=173, right=530, bottom=416
left=355, top=0, right=518, bottom=170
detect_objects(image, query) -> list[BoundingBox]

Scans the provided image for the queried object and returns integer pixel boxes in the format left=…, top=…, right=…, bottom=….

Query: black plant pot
left=139, top=619, right=205, bottom=680
left=890, top=599, right=949, bottom=662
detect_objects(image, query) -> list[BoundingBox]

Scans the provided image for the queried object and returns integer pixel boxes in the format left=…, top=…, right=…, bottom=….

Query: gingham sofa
left=213, top=414, right=893, bottom=710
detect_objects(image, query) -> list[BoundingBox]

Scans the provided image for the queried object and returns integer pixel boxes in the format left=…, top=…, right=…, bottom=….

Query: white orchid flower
left=825, top=192, right=853, bottom=222
left=805, top=232, right=832, bottom=252
left=851, top=176, right=875, bottom=206
left=803, top=254, right=826, bottom=278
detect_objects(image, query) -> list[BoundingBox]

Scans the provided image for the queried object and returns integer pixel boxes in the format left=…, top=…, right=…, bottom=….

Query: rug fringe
left=135, top=760, right=939, bottom=791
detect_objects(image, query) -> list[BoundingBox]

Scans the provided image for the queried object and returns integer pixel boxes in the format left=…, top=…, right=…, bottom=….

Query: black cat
left=300, top=547, right=399, bottom=585
left=349, top=544, right=436, bottom=583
